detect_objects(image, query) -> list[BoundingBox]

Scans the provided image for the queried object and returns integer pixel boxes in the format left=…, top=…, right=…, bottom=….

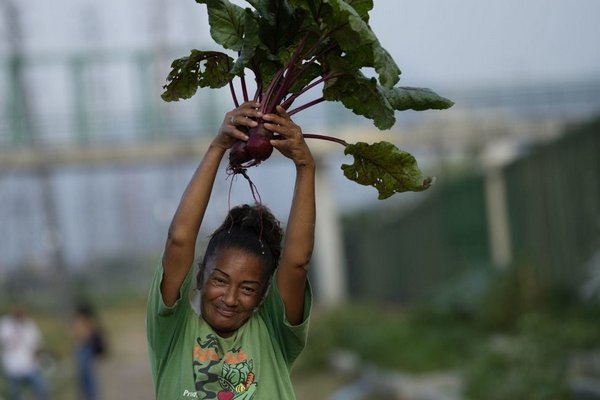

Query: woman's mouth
left=217, top=307, right=236, bottom=318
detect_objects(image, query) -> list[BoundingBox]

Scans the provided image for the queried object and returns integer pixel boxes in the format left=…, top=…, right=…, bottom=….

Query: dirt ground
left=96, top=307, right=155, bottom=400
left=39, top=303, right=155, bottom=400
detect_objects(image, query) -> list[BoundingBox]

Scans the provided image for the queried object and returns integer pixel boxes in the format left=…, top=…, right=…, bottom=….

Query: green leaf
left=321, top=0, right=372, bottom=51
left=254, top=0, right=298, bottom=47
left=342, top=141, right=434, bottom=199
left=254, top=47, right=282, bottom=87
left=384, top=87, right=455, bottom=111
left=197, top=0, right=246, bottom=51
left=321, top=0, right=400, bottom=88
left=288, top=62, right=323, bottom=94
left=323, top=66, right=396, bottom=130
left=345, top=0, right=374, bottom=21
left=200, top=52, right=235, bottom=87
left=287, top=0, right=317, bottom=15
left=161, top=50, right=233, bottom=102
left=230, top=9, right=261, bottom=75
left=372, top=45, right=401, bottom=89
left=251, top=0, right=293, bottom=25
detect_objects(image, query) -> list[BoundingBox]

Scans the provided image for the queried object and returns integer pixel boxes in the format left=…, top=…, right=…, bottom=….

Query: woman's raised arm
left=264, top=106, right=316, bottom=325
left=161, top=101, right=262, bottom=307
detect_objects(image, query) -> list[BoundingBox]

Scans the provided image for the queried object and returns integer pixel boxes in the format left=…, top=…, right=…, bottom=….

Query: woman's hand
left=213, top=101, right=262, bottom=150
left=263, top=105, right=314, bottom=168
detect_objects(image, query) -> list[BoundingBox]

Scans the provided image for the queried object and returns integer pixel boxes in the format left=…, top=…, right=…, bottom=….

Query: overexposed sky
left=3, top=0, right=600, bottom=89
left=370, top=0, right=600, bottom=88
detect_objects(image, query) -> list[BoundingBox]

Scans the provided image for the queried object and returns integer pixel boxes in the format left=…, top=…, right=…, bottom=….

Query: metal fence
left=504, top=119, right=600, bottom=288
left=0, top=50, right=361, bottom=151
left=3, top=50, right=600, bottom=150
left=342, top=118, right=600, bottom=303
left=342, top=174, right=490, bottom=303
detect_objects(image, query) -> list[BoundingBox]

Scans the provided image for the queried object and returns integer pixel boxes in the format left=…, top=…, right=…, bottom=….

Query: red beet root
left=228, top=123, right=273, bottom=172
left=229, top=140, right=252, bottom=166
left=246, top=124, right=273, bottom=161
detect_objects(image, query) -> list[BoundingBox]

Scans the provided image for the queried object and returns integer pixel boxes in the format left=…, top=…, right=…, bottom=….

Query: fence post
left=483, top=141, right=519, bottom=269
left=71, top=55, right=90, bottom=144
left=313, top=157, right=348, bottom=306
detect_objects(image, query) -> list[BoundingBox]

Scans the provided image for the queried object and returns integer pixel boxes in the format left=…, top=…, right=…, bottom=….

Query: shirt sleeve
left=258, top=276, right=313, bottom=366
left=146, top=257, right=194, bottom=362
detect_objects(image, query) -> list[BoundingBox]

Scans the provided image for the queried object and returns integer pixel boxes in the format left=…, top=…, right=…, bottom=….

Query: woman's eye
left=241, top=286, right=256, bottom=294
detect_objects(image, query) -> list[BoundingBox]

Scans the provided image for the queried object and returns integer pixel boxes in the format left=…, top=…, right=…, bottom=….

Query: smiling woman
left=197, top=206, right=283, bottom=338
left=146, top=101, right=316, bottom=400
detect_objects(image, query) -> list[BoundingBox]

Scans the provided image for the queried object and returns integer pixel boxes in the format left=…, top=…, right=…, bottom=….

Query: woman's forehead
left=208, top=247, right=264, bottom=279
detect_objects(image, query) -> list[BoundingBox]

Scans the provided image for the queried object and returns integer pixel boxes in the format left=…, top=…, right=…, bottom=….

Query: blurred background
left=1, top=0, right=599, bottom=399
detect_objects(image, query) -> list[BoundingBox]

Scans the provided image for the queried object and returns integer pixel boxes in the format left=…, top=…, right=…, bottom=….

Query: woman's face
left=200, top=247, right=266, bottom=337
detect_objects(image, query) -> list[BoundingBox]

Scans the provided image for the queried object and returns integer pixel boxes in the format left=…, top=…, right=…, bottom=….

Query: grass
left=295, top=303, right=483, bottom=374
left=464, top=306, right=600, bottom=400
left=292, top=271, right=600, bottom=400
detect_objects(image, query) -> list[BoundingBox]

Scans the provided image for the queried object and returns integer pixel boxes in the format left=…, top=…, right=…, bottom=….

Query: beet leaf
left=161, top=0, right=454, bottom=199
left=343, top=141, right=433, bottom=200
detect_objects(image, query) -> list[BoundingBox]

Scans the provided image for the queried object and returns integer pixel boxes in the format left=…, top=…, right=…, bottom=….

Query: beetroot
left=246, top=124, right=273, bottom=161
left=228, top=140, right=252, bottom=166
left=228, top=123, right=273, bottom=172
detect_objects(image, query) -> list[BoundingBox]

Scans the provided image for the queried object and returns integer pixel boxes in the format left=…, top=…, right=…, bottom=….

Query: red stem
left=303, top=133, right=348, bottom=147
left=278, top=38, right=341, bottom=109
left=281, top=80, right=315, bottom=109
left=229, top=81, right=240, bottom=108
left=287, top=97, right=326, bottom=116
left=267, top=70, right=289, bottom=112
left=281, top=72, right=343, bottom=109
left=240, top=74, right=249, bottom=102
left=253, top=82, right=262, bottom=102
left=261, top=68, right=286, bottom=113
left=266, top=33, right=311, bottom=112
left=250, top=60, right=263, bottom=102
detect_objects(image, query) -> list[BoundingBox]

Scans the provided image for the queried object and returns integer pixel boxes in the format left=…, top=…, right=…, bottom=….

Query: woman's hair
left=198, top=203, right=283, bottom=285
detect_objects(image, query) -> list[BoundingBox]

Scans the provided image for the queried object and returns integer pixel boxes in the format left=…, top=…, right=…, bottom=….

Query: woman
left=146, top=101, right=316, bottom=399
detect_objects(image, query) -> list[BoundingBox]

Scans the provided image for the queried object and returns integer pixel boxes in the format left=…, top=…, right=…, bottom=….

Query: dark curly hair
left=198, top=203, right=283, bottom=287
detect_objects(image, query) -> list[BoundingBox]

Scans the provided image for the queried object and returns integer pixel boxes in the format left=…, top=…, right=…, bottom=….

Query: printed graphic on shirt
left=193, top=334, right=257, bottom=400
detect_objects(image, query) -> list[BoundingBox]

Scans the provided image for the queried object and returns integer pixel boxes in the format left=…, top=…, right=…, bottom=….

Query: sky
left=4, top=0, right=600, bottom=89
left=369, top=0, right=600, bottom=88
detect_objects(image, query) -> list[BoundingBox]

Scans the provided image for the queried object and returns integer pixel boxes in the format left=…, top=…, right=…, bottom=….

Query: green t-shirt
left=146, top=261, right=312, bottom=400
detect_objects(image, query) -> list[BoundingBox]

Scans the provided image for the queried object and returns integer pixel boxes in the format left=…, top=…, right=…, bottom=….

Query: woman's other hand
left=213, top=101, right=262, bottom=150
left=264, top=106, right=314, bottom=169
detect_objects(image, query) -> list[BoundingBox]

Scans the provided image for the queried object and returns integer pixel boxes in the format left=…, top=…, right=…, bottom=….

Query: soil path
left=96, top=305, right=154, bottom=399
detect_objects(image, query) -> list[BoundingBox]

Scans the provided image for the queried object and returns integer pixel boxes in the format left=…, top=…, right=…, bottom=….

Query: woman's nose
left=222, top=287, right=238, bottom=306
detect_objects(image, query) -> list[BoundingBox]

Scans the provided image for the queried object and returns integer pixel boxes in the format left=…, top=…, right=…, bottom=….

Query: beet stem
left=288, top=97, right=325, bottom=116
left=303, top=133, right=348, bottom=147
left=285, top=71, right=345, bottom=108
left=253, top=82, right=262, bottom=102
left=240, top=74, right=249, bottom=102
left=229, top=81, right=239, bottom=108
left=262, top=68, right=286, bottom=113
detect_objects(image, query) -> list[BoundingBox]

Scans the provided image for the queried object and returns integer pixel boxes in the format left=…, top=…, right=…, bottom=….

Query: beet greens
left=161, top=0, right=453, bottom=199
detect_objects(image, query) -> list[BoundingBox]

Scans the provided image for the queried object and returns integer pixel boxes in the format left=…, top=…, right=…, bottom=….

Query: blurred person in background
left=146, top=102, right=316, bottom=399
left=0, top=304, right=48, bottom=400
left=73, top=303, right=106, bottom=400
